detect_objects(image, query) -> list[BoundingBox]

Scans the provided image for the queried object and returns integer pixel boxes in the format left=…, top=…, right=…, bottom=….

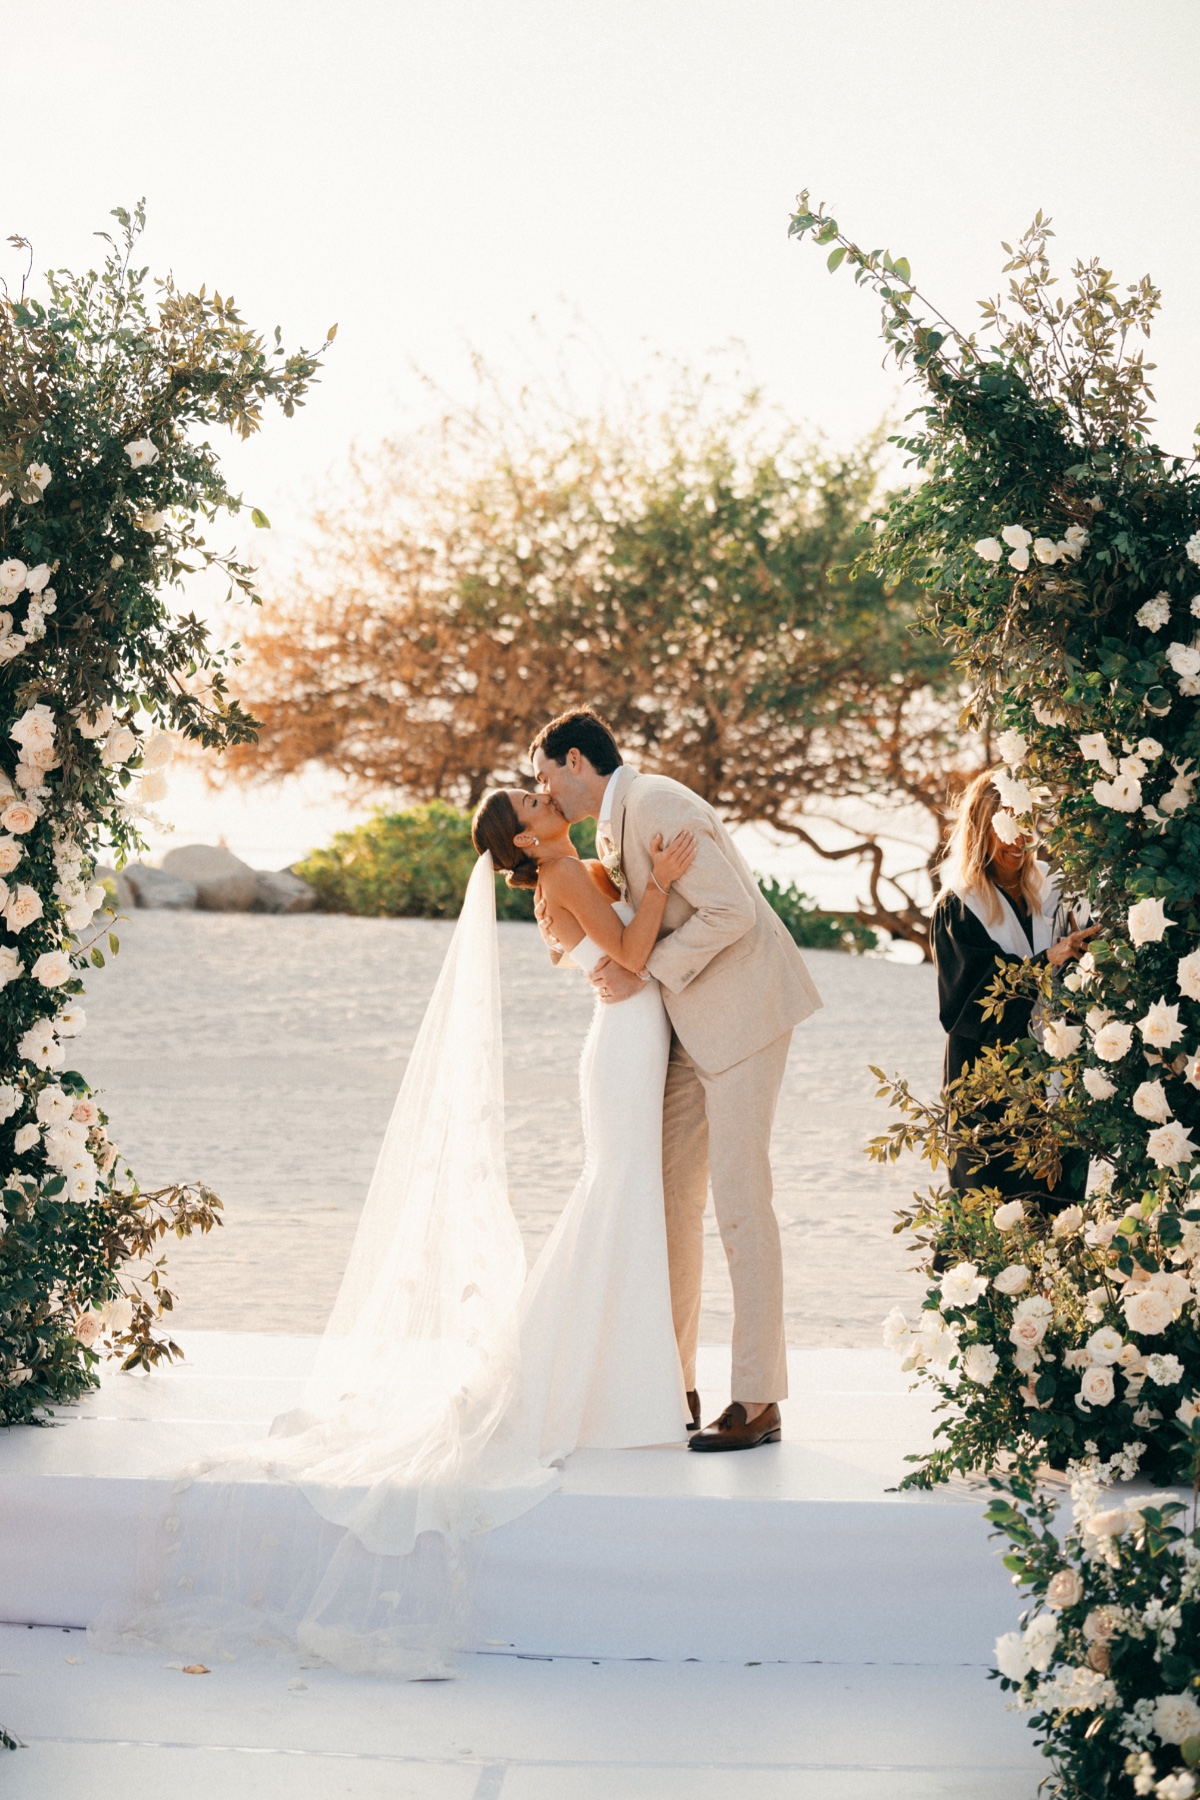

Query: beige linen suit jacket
left=609, top=767, right=822, bottom=1073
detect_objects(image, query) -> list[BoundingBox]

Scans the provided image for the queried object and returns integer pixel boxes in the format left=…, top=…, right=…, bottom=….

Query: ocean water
left=79, top=915, right=942, bottom=1347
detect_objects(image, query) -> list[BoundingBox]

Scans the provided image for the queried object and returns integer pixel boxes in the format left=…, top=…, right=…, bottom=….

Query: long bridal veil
left=92, top=852, right=559, bottom=1677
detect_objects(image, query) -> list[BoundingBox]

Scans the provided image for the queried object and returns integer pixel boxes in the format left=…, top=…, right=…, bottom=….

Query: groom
left=530, top=708, right=822, bottom=1451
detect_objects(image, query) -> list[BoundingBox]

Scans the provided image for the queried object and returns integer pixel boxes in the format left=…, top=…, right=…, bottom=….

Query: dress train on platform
left=91, top=856, right=687, bottom=1677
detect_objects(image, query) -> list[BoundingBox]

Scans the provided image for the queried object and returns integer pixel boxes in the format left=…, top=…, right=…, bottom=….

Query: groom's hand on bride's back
left=589, top=957, right=644, bottom=1005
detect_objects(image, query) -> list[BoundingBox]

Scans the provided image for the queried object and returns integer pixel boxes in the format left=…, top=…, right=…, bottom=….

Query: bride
left=470, top=788, right=694, bottom=1456
left=97, top=791, right=697, bottom=1677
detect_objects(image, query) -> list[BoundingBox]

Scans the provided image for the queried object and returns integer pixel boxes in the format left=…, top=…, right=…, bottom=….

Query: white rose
left=0, top=802, right=38, bottom=835
left=23, top=563, right=50, bottom=594
left=1052, top=1204, right=1085, bottom=1237
left=961, top=1343, right=1000, bottom=1386
left=1008, top=546, right=1030, bottom=571
left=141, top=729, right=178, bottom=770
left=1032, top=700, right=1067, bottom=726
left=993, top=1264, right=1031, bottom=1295
left=1043, top=1019, right=1083, bottom=1059
left=940, top=1261, right=989, bottom=1309
left=26, top=462, right=51, bottom=491
left=31, top=950, right=72, bottom=989
left=1079, top=1364, right=1116, bottom=1407
left=1145, top=1353, right=1185, bottom=1386
left=102, top=1295, right=134, bottom=1333
left=1179, top=1394, right=1200, bottom=1427
left=1023, top=1611, right=1059, bottom=1672
left=1152, top=1692, right=1200, bottom=1746
left=0, top=558, right=27, bottom=592
left=0, top=1086, right=19, bottom=1125
left=974, top=537, right=1003, bottom=563
left=35, top=1087, right=73, bottom=1126
left=1001, top=524, right=1032, bottom=551
left=994, top=1629, right=1032, bottom=1681
left=1085, top=1327, right=1124, bottom=1365
left=1147, top=1121, right=1198, bottom=1169
left=1188, top=531, right=1200, bottom=566
left=992, top=769, right=1035, bottom=814
left=139, top=767, right=168, bottom=804
left=3, top=885, right=43, bottom=933
left=1013, top=1342, right=1039, bottom=1374
left=1136, top=592, right=1173, bottom=632
left=1092, top=1020, right=1134, bottom=1062
left=1085, top=1217, right=1117, bottom=1248
left=1177, top=949, right=1200, bottom=1001
left=1094, top=773, right=1142, bottom=811
left=1062, top=524, right=1090, bottom=556
left=995, top=728, right=1028, bottom=767
left=71, top=1099, right=99, bottom=1127
left=1082, top=1067, right=1117, bottom=1100
left=101, top=724, right=138, bottom=766
left=1139, top=998, right=1184, bottom=1048
left=0, top=838, right=21, bottom=879
left=1079, top=732, right=1118, bottom=775
left=991, top=807, right=1022, bottom=845
left=17, top=1018, right=61, bottom=1070
left=10, top=703, right=56, bottom=757
left=123, top=437, right=159, bottom=467
left=1046, top=1568, right=1085, bottom=1609
left=882, top=1306, right=910, bottom=1352
left=54, top=1005, right=85, bottom=1038
left=1010, top=1312, right=1050, bottom=1350
left=1033, top=537, right=1061, bottom=565
left=1133, top=1080, right=1172, bottom=1123
left=1086, top=1506, right=1131, bottom=1539
left=0, top=947, right=24, bottom=989
left=13, top=1123, right=38, bottom=1154
left=1123, top=1287, right=1176, bottom=1335
left=1167, top=641, right=1200, bottom=682
left=993, top=1199, right=1026, bottom=1230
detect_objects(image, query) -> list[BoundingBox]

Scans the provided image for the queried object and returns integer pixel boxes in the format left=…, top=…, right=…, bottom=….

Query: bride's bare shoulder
left=539, top=857, right=617, bottom=901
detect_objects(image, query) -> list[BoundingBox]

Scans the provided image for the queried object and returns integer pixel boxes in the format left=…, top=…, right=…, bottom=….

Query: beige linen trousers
left=607, top=767, right=822, bottom=1402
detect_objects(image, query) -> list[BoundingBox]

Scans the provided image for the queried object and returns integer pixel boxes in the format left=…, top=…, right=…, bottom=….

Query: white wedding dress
left=93, top=856, right=687, bottom=1677
left=518, top=900, right=688, bottom=1457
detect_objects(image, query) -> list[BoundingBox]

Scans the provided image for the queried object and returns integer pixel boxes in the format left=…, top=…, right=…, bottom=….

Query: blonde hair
left=938, top=766, right=1043, bottom=924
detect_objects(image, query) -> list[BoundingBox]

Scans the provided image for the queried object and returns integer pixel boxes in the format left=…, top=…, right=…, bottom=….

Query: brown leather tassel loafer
left=688, top=1401, right=781, bottom=1452
left=686, top=1390, right=701, bottom=1432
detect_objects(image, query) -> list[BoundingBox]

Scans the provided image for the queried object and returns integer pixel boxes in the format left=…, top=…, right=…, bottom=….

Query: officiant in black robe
left=932, top=768, right=1095, bottom=1208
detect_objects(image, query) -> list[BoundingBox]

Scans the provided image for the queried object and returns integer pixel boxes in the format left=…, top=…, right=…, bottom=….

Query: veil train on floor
left=91, top=853, right=559, bottom=1677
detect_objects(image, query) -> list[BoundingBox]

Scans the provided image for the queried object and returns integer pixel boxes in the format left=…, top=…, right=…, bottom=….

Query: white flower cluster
left=974, top=523, right=1090, bottom=572
left=10, top=703, right=59, bottom=799
left=0, top=558, right=57, bottom=664
left=1080, top=732, right=1168, bottom=815
left=53, top=834, right=105, bottom=935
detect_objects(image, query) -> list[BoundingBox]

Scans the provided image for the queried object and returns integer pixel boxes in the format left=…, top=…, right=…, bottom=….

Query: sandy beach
left=79, top=914, right=943, bottom=1347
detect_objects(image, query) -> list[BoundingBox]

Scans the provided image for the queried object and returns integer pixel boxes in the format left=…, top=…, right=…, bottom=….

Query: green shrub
left=758, top=878, right=878, bottom=954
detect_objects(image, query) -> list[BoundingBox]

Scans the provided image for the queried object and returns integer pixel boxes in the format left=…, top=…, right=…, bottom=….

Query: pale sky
left=4, top=0, right=1198, bottom=896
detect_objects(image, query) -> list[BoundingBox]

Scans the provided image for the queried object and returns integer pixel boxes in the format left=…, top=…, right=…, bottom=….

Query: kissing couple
left=101, top=709, right=822, bottom=1679
left=470, top=707, right=823, bottom=1453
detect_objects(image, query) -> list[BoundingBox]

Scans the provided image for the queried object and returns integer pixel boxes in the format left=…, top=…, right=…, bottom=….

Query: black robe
left=931, top=889, right=1086, bottom=1207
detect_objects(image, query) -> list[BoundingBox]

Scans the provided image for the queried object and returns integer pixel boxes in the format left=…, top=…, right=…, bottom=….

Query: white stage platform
left=0, top=1333, right=1017, bottom=1667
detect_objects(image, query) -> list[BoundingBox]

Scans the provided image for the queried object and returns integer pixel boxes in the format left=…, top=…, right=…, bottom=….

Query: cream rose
left=993, top=1199, right=1026, bottom=1231
left=13, top=1123, right=38, bottom=1154
left=1123, top=1287, right=1176, bottom=1335
left=1151, top=1692, right=1200, bottom=1746
left=993, top=1264, right=1031, bottom=1295
left=961, top=1343, right=1000, bottom=1386
left=3, top=885, right=43, bottom=932
left=1079, top=1365, right=1116, bottom=1407
left=1046, top=1568, right=1084, bottom=1609
left=0, top=801, right=37, bottom=835
left=1092, top=1019, right=1134, bottom=1062
left=31, top=950, right=71, bottom=988
left=1128, top=896, right=1174, bottom=945
left=1082, top=1067, right=1116, bottom=1100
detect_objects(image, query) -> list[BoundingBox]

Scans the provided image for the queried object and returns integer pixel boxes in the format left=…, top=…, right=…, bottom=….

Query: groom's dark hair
left=530, top=708, right=622, bottom=776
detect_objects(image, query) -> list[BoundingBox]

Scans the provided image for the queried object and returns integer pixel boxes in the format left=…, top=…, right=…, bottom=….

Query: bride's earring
left=532, top=837, right=540, bottom=845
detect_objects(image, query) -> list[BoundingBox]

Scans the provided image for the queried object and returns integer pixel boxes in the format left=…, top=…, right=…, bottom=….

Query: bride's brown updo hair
left=471, top=790, right=540, bottom=890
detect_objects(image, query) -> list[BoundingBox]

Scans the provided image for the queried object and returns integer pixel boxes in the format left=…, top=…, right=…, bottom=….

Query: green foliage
left=0, top=204, right=324, bottom=1423
left=758, top=878, right=878, bottom=954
